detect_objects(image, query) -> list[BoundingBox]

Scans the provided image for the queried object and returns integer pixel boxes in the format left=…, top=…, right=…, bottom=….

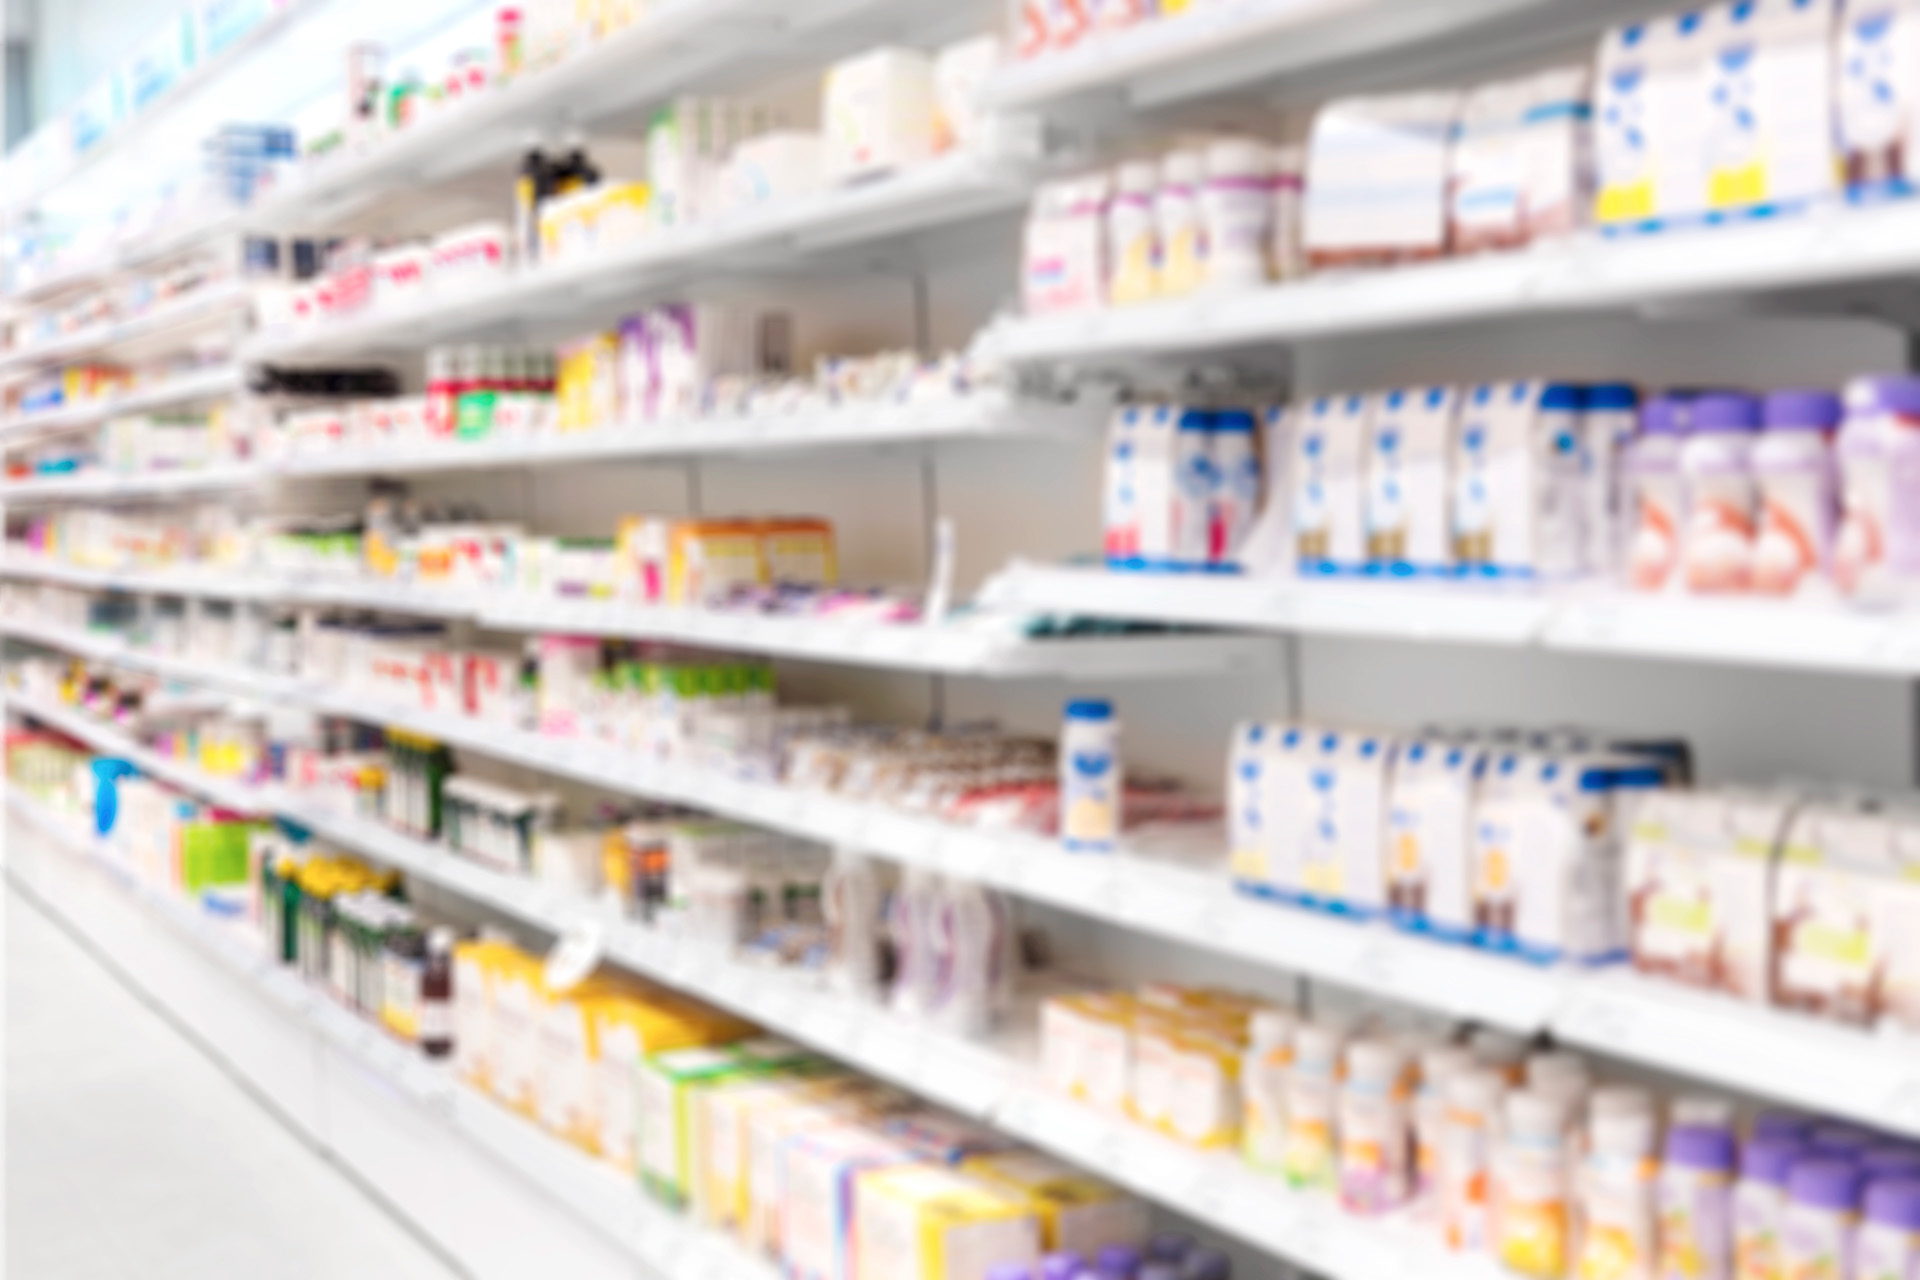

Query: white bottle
left=1751, top=388, right=1840, bottom=598
left=1577, top=1107, right=1660, bottom=1280
left=1440, top=1066, right=1508, bottom=1252
left=1156, top=147, right=1207, bottom=298
left=1210, top=409, right=1260, bottom=570
left=1582, top=384, right=1640, bottom=578
left=1201, top=137, right=1275, bottom=290
left=824, top=847, right=884, bottom=997
left=1241, top=1007, right=1298, bottom=1174
left=1272, top=144, right=1306, bottom=281
left=1497, top=1089, right=1576, bottom=1279
left=1681, top=392, right=1762, bottom=594
left=1060, top=698, right=1120, bottom=853
left=1107, top=159, right=1161, bottom=306
left=1339, top=1038, right=1415, bottom=1215
left=1625, top=396, right=1690, bottom=592
left=1414, top=1045, right=1475, bottom=1216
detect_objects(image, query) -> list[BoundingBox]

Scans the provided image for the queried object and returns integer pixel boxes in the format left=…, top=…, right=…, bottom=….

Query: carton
left=1595, top=14, right=1712, bottom=230
left=1038, top=991, right=1133, bottom=1112
left=1295, top=396, right=1369, bottom=574
left=1386, top=736, right=1488, bottom=940
left=1298, top=728, right=1394, bottom=916
left=1449, top=66, right=1593, bottom=252
left=1304, top=92, right=1462, bottom=267
left=962, top=1150, right=1150, bottom=1255
left=1702, top=0, right=1840, bottom=217
left=782, top=1125, right=920, bottom=1280
left=1772, top=803, right=1916, bottom=1026
left=853, top=1164, right=1042, bottom=1280
left=1624, top=789, right=1789, bottom=1002
left=822, top=48, right=938, bottom=185
left=1366, top=386, right=1460, bottom=574
left=637, top=1043, right=757, bottom=1207
left=1452, top=382, right=1583, bottom=579
left=1838, top=0, right=1920, bottom=197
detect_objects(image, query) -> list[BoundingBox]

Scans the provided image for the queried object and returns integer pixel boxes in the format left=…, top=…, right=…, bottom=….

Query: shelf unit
left=0, top=365, right=245, bottom=442
left=12, top=678, right=1918, bottom=1145
left=0, top=461, right=265, bottom=505
left=0, top=280, right=252, bottom=375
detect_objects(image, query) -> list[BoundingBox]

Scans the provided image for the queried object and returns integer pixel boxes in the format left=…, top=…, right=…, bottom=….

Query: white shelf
left=0, top=366, right=244, bottom=442
left=3, top=786, right=774, bottom=1280
left=277, top=393, right=1100, bottom=477
left=242, top=150, right=1034, bottom=360
left=994, top=202, right=1920, bottom=366
left=0, top=462, right=265, bottom=504
left=0, top=281, right=252, bottom=375
left=11, top=693, right=1917, bottom=1180
left=1, top=586, right=1264, bottom=682
left=0, top=559, right=277, bottom=600
left=982, top=562, right=1920, bottom=675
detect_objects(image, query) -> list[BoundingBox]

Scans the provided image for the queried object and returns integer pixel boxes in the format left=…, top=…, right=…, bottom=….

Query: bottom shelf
left=3, top=793, right=775, bottom=1280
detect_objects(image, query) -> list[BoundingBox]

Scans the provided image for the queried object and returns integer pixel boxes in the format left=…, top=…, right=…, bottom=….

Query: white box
left=822, top=47, right=937, bottom=184
left=1365, top=386, right=1458, bottom=573
left=1294, top=394, right=1368, bottom=572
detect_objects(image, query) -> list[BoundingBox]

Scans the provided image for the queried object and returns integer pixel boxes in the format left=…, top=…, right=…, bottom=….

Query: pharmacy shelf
left=982, top=0, right=1644, bottom=119
left=0, top=281, right=252, bottom=375
left=982, top=561, right=1920, bottom=675
left=0, top=580, right=1271, bottom=681
left=0, top=461, right=265, bottom=504
left=276, top=393, right=1102, bottom=477
left=13, top=688, right=1920, bottom=1157
left=0, top=365, right=244, bottom=442
left=995, top=200, right=1920, bottom=366
left=243, top=149, right=1034, bottom=361
left=240, top=0, right=995, bottom=237
left=2, top=787, right=773, bottom=1280
left=0, top=618, right=298, bottom=701
left=0, top=559, right=278, bottom=600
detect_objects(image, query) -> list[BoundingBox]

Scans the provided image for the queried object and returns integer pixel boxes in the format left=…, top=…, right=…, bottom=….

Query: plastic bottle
left=1060, top=699, right=1120, bottom=853
left=1284, top=1021, right=1347, bottom=1191
left=1340, top=1037, right=1415, bottom=1214
left=1041, top=1253, right=1085, bottom=1280
left=824, top=848, right=884, bottom=997
left=1808, top=1125, right=1877, bottom=1159
left=1180, top=1249, right=1231, bottom=1280
left=1836, top=374, right=1920, bottom=601
left=1752, top=1112, right=1814, bottom=1145
left=1658, top=1125, right=1738, bottom=1280
left=421, top=926, right=454, bottom=1058
left=1201, top=138, right=1275, bottom=291
left=1211, top=410, right=1259, bottom=569
left=1272, top=145, right=1306, bottom=282
left=1241, top=1007, right=1297, bottom=1173
left=1625, top=396, right=1691, bottom=591
left=1752, top=389, right=1841, bottom=597
left=1681, top=392, right=1762, bottom=594
left=1735, top=1138, right=1808, bottom=1280
left=1441, top=1066, right=1508, bottom=1252
left=1578, top=1108, right=1660, bottom=1280
left=989, top=1265, right=1036, bottom=1280
left=1108, top=160, right=1161, bottom=306
left=1583, top=384, right=1641, bottom=578
left=1156, top=148, right=1207, bottom=298
left=1415, top=1045, right=1476, bottom=1212
left=1779, top=1160, right=1865, bottom=1280
left=1857, top=1178, right=1920, bottom=1280
left=1499, top=1089, right=1577, bottom=1279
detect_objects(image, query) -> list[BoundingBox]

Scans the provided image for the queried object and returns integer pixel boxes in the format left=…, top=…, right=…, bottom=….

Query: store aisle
left=5, top=884, right=464, bottom=1280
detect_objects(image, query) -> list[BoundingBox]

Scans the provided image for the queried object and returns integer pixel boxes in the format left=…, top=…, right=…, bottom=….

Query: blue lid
left=1586, top=384, right=1639, bottom=411
left=1065, top=699, right=1114, bottom=721
left=1541, top=384, right=1583, bottom=411
left=1212, top=410, right=1255, bottom=433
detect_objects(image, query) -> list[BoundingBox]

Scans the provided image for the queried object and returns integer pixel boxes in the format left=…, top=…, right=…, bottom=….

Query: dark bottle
left=421, top=927, right=455, bottom=1059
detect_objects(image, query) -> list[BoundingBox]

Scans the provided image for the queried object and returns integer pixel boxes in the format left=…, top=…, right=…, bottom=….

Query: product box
left=822, top=47, right=938, bottom=184
left=1295, top=396, right=1369, bottom=573
left=1365, top=386, right=1459, bottom=573
left=1772, top=802, right=1920, bottom=1028
left=638, top=1043, right=759, bottom=1208
left=488, top=946, right=547, bottom=1116
left=1702, top=0, right=1840, bottom=217
left=761, top=518, right=838, bottom=586
left=1039, top=991, right=1133, bottom=1112
left=782, top=1125, right=920, bottom=1280
left=1298, top=729, right=1394, bottom=916
left=1452, top=381, right=1583, bottom=578
left=1235, top=722, right=1316, bottom=902
left=1450, top=66, right=1593, bottom=252
left=961, top=1150, right=1150, bottom=1256
left=666, top=520, right=767, bottom=604
left=695, top=1069, right=842, bottom=1231
left=745, top=1082, right=901, bottom=1257
left=1385, top=736, right=1488, bottom=940
left=852, top=1164, right=1042, bottom=1280
left=1838, top=0, right=1920, bottom=197
left=1595, top=14, right=1712, bottom=230
left=933, top=36, right=1003, bottom=153
left=1304, top=91, right=1461, bottom=267
left=1472, top=752, right=1666, bottom=963
left=1624, top=789, right=1789, bottom=1002
left=722, top=130, right=823, bottom=213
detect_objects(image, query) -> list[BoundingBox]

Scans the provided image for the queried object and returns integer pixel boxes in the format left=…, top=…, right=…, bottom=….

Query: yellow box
left=745, top=1082, right=910, bottom=1258
left=853, top=1163, right=1042, bottom=1280
left=588, top=993, right=731, bottom=1172
left=488, top=947, right=547, bottom=1116
left=961, top=1150, right=1151, bottom=1257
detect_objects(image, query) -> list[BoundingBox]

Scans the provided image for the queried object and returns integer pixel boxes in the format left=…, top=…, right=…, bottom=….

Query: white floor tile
left=5, top=886, right=464, bottom=1280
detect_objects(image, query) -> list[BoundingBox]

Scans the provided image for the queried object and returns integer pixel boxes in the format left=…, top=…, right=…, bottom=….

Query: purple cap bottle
left=1040, top=1253, right=1085, bottom=1280
left=1742, top=1138, right=1808, bottom=1186
left=1845, top=374, right=1920, bottom=417
left=1642, top=395, right=1693, bottom=436
left=1097, top=1244, right=1142, bottom=1278
left=1788, top=1159, right=1867, bottom=1212
left=1180, top=1248, right=1232, bottom=1280
left=1865, top=1177, right=1920, bottom=1229
left=1764, top=390, right=1843, bottom=432
left=1148, top=1234, right=1194, bottom=1263
left=1669, top=1124, right=1739, bottom=1171
left=1691, top=393, right=1762, bottom=433
left=1809, top=1125, right=1876, bottom=1157
left=1752, top=1111, right=1814, bottom=1144
left=1861, top=1148, right=1920, bottom=1177
left=987, top=1266, right=1035, bottom=1280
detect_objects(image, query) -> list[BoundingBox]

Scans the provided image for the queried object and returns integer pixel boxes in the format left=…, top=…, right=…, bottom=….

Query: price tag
left=543, top=920, right=608, bottom=993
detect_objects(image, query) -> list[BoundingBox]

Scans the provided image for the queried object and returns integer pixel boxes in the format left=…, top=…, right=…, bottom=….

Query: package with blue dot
left=1702, top=0, right=1841, bottom=219
left=1839, top=0, right=1920, bottom=198
left=1451, top=381, right=1587, bottom=581
left=1597, top=14, right=1714, bottom=231
left=1365, top=386, right=1461, bottom=576
left=1293, top=394, right=1370, bottom=575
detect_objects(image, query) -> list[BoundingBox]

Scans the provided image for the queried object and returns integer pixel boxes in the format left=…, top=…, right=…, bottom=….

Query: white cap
left=1418, top=1045, right=1476, bottom=1094
left=1590, top=1086, right=1656, bottom=1123
left=1446, top=1066, right=1508, bottom=1114
left=1344, top=1038, right=1410, bottom=1088
left=1160, top=149, right=1204, bottom=187
left=1505, top=1089, right=1574, bottom=1142
left=1272, top=144, right=1305, bottom=176
left=1590, top=1109, right=1658, bottom=1158
left=1205, top=137, right=1275, bottom=180
left=1116, top=160, right=1160, bottom=195
left=1470, top=1028, right=1529, bottom=1069
left=1292, top=1022, right=1347, bottom=1074
left=1249, top=1008, right=1298, bottom=1053
left=1526, top=1050, right=1591, bottom=1093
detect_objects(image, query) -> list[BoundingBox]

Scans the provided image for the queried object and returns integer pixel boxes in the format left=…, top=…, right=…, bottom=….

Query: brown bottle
left=421, top=927, right=454, bottom=1060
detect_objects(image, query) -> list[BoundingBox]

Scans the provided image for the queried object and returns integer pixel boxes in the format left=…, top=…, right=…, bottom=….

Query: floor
left=5, top=883, right=464, bottom=1280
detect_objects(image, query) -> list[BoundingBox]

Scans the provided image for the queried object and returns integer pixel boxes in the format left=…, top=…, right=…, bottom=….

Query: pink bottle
left=1681, top=393, right=1762, bottom=594
left=1752, top=389, right=1841, bottom=597
left=1836, top=375, right=1920, bottom=602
